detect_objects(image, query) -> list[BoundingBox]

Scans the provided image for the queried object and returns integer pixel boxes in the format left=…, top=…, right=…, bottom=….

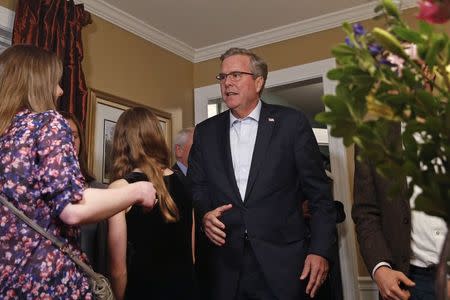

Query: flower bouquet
left=315, top=0, right=449, bottom=296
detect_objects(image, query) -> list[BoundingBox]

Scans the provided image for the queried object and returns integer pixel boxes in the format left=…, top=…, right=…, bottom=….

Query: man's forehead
left=221, top=54, right=250, bottom=68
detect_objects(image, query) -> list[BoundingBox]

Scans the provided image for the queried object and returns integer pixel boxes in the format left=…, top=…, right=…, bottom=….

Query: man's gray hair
left=173, top=127, right=194, bottom=152
left=220, top=47, right=268, bottom=95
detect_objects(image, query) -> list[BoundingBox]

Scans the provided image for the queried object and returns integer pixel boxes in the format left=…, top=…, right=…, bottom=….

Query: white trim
left=358, top=276, right=379, bottom=300
left=77, top=0, right=416, bottom=63
left=0, top=5, right=14, bottom=33
left=194, top=58, right=361, bottom=300
left=313, top=128, right=328, bottom=145
left=359, top=276, right=378, bottom=291
left=0, top=6, right=13, bottom=51
left=194, top=84, right=221, bottom=125
left=81, top=0, right=195, bottom=62
left=193, top=0, right=416, bottom=62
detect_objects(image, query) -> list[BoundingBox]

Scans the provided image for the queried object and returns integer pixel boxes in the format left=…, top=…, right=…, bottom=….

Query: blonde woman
left=0, top=45, right=157, bottom=298
left=108, top=107, right=195, bottom=300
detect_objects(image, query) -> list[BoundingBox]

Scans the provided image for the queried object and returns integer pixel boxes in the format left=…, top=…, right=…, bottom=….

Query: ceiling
left=101, top=0, right=367, bottom=49
left=81, top=0, right=416, bottom=62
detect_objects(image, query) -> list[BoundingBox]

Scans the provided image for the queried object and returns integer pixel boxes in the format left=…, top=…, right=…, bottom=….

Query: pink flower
left=418, top=0, right=450, bottom=24
left=386, top=53, right=405, bottom=75
left=404, top=43, right=419, bottom=60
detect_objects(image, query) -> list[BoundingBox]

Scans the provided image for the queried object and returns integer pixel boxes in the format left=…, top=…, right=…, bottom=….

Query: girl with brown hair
left=108, top=107, right=195, bottom=300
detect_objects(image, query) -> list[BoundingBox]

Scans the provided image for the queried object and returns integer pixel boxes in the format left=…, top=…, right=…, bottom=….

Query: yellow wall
left=0, top=0, right=14, bottom=10
left=83, top=15, right=194, bottom=133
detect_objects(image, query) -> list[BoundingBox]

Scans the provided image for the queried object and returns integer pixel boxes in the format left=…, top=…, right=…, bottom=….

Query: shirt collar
left=176, top=161, right=188, bottom=176
left=229, top=100, right=262, bottom=127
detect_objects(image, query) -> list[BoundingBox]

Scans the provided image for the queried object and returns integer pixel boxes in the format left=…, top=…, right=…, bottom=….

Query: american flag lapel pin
left=268, top=117, right=275, bottom=122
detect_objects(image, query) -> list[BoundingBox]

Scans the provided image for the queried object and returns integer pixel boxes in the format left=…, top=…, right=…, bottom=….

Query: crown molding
left=0, top=1, right=417, bottom=63
left=193, top=0, right=417, bottom=62
left=81, top=0, right=195, bottom=62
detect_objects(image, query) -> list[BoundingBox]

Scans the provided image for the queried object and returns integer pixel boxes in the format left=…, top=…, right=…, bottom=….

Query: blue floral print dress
left=0, top=109, right=92, bottom=299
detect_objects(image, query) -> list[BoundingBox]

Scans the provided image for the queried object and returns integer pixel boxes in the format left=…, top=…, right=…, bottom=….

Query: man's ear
left=174, top=144, right=182, bottom=157
left=255, top=77, right=264, bottom=94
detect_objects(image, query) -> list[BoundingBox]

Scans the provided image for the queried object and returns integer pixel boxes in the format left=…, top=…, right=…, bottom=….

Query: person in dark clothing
left=61, top=111, right=109, bottom=275
left=108, top=107, right=195, bottom=300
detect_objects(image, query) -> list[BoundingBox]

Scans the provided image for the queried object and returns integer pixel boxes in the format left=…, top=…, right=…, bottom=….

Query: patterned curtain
left=12, top=0, right=91, bottom=127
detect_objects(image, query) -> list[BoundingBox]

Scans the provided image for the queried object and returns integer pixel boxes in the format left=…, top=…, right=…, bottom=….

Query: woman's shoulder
left=23, top=109, right=70, bottom=132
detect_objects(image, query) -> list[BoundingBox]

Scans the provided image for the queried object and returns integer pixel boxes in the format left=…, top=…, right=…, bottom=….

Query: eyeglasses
left=215, top=71, right=255, bottom=82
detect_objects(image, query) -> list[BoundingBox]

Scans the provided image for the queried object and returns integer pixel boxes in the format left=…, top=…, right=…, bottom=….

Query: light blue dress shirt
left=176, top=161, right=188, bottom=176
left=229, top=100, right=262, bottom=201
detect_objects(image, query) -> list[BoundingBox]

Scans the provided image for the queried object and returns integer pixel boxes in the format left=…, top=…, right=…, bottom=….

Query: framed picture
left=86, top=89, right=172, bottom=184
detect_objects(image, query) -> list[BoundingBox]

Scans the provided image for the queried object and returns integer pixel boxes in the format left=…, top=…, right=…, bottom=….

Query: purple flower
left=345, top=37, right=353, bottom=47
left=368, top=44, right=383, bottom=56
left=352, top=23, right=366, bottom=36
left=379, top=58, right=395, bottom=66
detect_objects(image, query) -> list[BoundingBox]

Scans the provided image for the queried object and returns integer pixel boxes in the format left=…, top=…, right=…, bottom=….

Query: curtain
left=12, top=0, right=91, bottom=127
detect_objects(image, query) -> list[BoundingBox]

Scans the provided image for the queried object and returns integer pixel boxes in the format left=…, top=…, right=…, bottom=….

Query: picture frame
left=86, top=89, right=172, bottom=184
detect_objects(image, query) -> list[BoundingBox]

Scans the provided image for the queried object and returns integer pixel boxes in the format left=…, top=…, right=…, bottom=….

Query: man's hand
left=447, top=278, right=450, bottom=299
left=300, top=254, right=329, bottom=298
left=373, top=266, right=415, bottom=300
left=202, top=204, right=233, bottom=246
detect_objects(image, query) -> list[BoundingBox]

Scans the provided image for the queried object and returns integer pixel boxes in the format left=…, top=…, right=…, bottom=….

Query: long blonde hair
left=111, top=107, right=179, bottom=222
left=0, top=44, right=63, bottom=134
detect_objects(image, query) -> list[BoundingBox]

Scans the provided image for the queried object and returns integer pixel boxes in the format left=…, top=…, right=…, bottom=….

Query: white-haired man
left=172, top=127, right=194, bottom=177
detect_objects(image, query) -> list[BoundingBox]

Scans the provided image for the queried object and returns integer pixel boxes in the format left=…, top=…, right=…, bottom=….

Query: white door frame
left=194, top=58, right=360, bottom=300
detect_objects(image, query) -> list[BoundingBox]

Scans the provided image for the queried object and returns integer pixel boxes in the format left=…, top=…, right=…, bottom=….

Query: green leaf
left=356, top=125, right=377, bottom=140
left=392, top=26, right=425, bottom=44
left=382, top=0, right=400, bottom=19
left=323, top=95, right=351, bottom=115
left=331, top=44, right=355, bottom=57
left=416, top=89, right=438, bottom=112
left=372, top=27, right=407, bottom=59
left=382, top=93, right=412, bottom=107
left=402, top=160, right=420, bottom=178
left=357, top=51, right=378, bottom=75
left=327, top=68, right=346, bottom=80
left=342, top=22, right=353, bottom=36
left=330, top=120, right=356, bottom=137
left=420, top=142, right=438, bottom=162
left=425, top=34, right=446, bottom=67
left=445, top=102, right=450, bottom=135
left=315, top=112, right=338, bottom=125
left=415, top=194, right=449, bottom=220
left=402, top=131, right=418, bottom=155
left=418, top=21, right=433, bottom=36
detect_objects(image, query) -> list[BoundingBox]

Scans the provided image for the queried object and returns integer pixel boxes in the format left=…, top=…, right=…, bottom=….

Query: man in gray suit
left=172, top=127, right=194, bottom=177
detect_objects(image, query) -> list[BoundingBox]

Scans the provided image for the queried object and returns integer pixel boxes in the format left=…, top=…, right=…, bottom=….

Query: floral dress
left=0, top=109, right=92, bottom=299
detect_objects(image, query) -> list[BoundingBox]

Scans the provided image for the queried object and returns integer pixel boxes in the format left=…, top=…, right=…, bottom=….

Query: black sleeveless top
left=124, top=172, right=195, bottom=300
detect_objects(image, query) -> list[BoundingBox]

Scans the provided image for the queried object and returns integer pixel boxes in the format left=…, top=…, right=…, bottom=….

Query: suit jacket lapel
left=217, top=112, right=244, bottom=205
left=244, top=103, right=275, bottom=202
